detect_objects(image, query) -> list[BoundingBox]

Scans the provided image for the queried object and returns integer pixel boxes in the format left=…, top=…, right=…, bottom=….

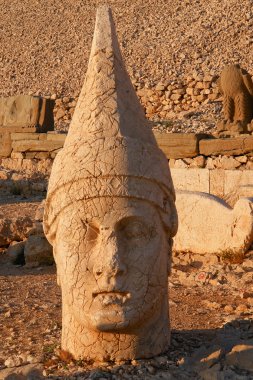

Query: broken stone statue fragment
left=174, top=190, right=253, bottom=257
left=217, top=64, right=253, bottom=136
left=43, top=5, right=178, bottom=361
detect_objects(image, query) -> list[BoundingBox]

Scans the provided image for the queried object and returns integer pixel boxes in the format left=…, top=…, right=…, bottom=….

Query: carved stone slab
left=153, top=132, right=204, bottom=158
left=0, top=95, right=54, bottom=132
left=199, top=136, right=253, bottom=156
left=12, top=140, right=63, bottom=152
left=174, top=190, right=253, bottom=256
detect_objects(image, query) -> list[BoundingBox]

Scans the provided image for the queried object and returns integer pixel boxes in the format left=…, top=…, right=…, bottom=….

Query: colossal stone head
left=44, top=5, right=177, bottom=361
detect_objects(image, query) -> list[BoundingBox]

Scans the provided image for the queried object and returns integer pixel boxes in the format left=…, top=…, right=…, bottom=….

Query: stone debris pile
left=1, top=0, right=252, bottom=135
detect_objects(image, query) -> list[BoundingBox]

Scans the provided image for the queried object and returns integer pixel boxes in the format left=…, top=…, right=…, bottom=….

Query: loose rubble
left=1, top=0, right=253, bottom=133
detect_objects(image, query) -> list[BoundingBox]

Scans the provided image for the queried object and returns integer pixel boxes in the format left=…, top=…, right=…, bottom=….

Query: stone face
left=199, top=135, right=253, bottom=156
left=43, top=6, right=177, bottom=362
left=173, top=191, right=253, bottom=256
left=0, top=95, right=54, bottom=132
left=153, top=132, right=201, bottom=159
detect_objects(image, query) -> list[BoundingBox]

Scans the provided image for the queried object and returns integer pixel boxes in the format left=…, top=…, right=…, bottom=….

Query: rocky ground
left=1, top=1, right=253, bottom=379
left=1, top=0, right=252, bottom=97
left=0, top=198, right=253, bottom=380
left=0, top=0, right=253, bottom=134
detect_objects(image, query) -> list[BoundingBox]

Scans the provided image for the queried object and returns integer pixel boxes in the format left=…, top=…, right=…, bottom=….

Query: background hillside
left=0, top=0, right=252, bottom=99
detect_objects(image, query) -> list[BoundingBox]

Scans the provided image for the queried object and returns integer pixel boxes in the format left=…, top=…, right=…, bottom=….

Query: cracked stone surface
left=174, top=191, right=253, bottom=257
left=218, top=64, right=253, bottom=134
left=43, top=6, right=177, bottom=361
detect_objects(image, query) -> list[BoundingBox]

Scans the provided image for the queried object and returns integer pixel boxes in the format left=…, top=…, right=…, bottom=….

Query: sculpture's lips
left=92, top=291, right=131, bottom=306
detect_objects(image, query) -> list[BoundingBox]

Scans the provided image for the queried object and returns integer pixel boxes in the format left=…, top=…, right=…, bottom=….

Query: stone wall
left=53, top=73, right=220, bottom=129
left=0, top=130, right=253, bottom=198
left=2, top=131, right=253, bottom=162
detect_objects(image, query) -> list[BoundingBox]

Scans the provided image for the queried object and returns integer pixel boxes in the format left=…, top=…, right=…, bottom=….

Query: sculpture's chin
left=89, top=307, right=133, bottom=332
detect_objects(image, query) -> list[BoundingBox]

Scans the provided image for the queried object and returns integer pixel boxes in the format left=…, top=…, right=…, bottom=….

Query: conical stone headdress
left=44, top=5, right=177, bottom=242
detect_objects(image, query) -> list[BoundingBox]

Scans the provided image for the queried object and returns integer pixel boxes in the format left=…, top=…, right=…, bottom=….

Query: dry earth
left=0, top=0, right=253, bottom=134
left=1, top=0, right=252, bottom=98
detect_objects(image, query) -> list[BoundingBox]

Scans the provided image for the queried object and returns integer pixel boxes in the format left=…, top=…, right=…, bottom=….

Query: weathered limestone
left=0, top=95, right=54, bottom=158
left=162, top=169, right=253, bottom=199
left=0, top=95, right=54, bottom=132
left=0, top=217, right=33, bottom=247
left=0, top=132, right=12, bottom=158
left=174, top=191, right=253, bottom=257
left=224, top=170, right=253, bottom=194
left=153, top=132, right=203, bottom=158
left=171, top=168, right=210, bottom=193
left=199, top=135, right=253, bottom=156
left=2, top=131, right=253, bottom=160
left=12, top=139, right=63, bottom=153
left=24, top=234, right=53, bottom=266
left=217, top=64, right=253, bottom=135
left=43, top=6, right=177, bottom=361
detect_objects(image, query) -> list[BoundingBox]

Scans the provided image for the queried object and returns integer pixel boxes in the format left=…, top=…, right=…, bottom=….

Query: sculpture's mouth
left=92, top=291, right=131, bottom=306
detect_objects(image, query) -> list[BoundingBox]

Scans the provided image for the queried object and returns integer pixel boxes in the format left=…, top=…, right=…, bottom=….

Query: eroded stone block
left=11, top=132, right=47, bottom=141
left=224, top=170, right=253, bottom=194
left=154, top=132, right=201, bottom=159
left=171, top=168, right=209, bottom=192
left=0, top=95, right=54, bottom=132
left=174, top=191, right=253, bottom=256
left=209, top=169, right=225, bottom=197
left=12, top=140, right=63, bottom=152
left=218, top=64, right=253, bottom=135
left=199, top=136, right=253, bottom=156
left=0, top=132, right=12, bottom=158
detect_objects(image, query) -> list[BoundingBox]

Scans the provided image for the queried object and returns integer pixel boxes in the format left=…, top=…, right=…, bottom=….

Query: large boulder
left=24, top=200, right=53, bottom=266
left=6, top=241, right=25, bottom=265
left=0, top=95, right=54, bottom=132
left=174, top=190, right=253, bottom=258
left=0, top=217, right=33, bottom=246
left=24, top=234, right=53, bottom=266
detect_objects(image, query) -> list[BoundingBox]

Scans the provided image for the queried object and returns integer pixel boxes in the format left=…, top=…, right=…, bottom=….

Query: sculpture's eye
left=118, top=218, right=150, bottom=241
left=87, top=223, right=99, bottom=242
left=82, top=220, right=99, bottom=242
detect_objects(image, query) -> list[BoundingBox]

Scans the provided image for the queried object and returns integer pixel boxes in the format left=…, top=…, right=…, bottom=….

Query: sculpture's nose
left=93, top=234, right=127, bottom=280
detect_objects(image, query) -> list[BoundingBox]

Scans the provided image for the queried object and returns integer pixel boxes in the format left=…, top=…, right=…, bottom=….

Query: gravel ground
left=0, top=0, right=252, bottom=99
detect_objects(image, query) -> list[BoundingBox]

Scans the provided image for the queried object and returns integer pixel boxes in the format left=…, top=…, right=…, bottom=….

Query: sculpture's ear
left=161, top=203, right=178, bottom=237
left=43, top=216, right=57, bottom=247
